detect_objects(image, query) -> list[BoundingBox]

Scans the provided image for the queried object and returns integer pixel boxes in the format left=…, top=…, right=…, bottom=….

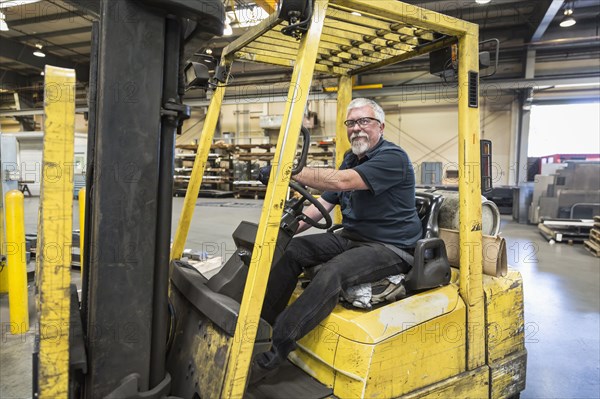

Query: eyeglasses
left=343, top=117, right=380, bottom=128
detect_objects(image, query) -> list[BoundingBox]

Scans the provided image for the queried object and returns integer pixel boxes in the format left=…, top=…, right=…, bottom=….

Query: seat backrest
left=404, top=191, right=450, bottom=292
left=415, top=191, right=444, bottom=239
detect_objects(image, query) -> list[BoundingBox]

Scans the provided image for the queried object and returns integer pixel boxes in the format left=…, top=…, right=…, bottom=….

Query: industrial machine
left=33, top=0, right=526, bottom=398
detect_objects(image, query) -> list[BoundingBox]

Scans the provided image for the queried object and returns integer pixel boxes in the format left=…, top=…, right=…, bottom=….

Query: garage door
left=18, top=140, right=43, bottom=196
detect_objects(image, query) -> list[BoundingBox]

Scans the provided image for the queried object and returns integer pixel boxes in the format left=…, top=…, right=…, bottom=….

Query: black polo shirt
left=321, top=139, right=422, bottom=249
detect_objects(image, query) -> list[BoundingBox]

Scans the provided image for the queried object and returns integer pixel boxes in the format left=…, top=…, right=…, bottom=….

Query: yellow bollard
left=78, top=188, right=86, bottom=275
left=5, top=190, right=29, bottom=334
left=0, top=195, right=7, bottom=294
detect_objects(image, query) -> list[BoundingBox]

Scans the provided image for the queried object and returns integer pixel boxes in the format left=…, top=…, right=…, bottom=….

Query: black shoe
left=249, top=360, right=279, bottom=385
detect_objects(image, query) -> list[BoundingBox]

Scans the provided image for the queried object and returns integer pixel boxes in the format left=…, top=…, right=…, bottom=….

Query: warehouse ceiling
left=0, top=0, right=599, bottom=127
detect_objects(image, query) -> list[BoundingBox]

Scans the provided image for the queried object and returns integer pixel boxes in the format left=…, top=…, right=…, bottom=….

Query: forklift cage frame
left=170, top=0, right=483, bottom=395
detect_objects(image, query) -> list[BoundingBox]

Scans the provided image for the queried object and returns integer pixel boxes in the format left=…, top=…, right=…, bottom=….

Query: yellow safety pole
left=334, top=75, right=352, bottom=224
left=221, top=1, right=328, bottom=396
left=457, top=26, right=485, bottom=370
left=171, top=59, right=232, bottom=261
left=78, top=188, right=85, bottom=275
left=0, top=181, right=7, bottom=293
left=5, top=189, right=29, bottom=334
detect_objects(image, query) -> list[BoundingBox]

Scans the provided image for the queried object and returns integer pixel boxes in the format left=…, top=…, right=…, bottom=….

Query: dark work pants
left=256, top=232, right=410, bottom=370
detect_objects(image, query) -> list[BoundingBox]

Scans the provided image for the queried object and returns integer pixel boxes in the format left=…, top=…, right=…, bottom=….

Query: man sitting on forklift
left=252, top=98, right=422, bottom=383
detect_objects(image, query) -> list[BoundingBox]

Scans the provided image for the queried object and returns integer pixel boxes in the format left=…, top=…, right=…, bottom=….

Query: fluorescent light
left=560, top=16, right=576, bottom=27
left=560, top=4, right=576, bottom=28
left=476, top=0, right=491, bottom=4
left=226, top=5, right=268, bottom=28
left=33, top=43, right=45, bottom=57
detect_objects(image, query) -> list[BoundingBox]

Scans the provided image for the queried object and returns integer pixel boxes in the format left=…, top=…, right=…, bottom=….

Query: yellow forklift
left=33, top=0, right=526, bottom=398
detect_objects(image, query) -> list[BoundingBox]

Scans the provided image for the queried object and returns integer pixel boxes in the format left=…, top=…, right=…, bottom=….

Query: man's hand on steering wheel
left=289, top=181, right=332, bottom=230
left=255, top=165, right=332, bottom=230
left=254, top=126, right=331, bottom=230
left=257, top=165, right=271, bottom=185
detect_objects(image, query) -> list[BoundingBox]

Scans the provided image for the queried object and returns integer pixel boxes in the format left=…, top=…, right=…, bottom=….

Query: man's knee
left=311, top=267, right=342, bottom=290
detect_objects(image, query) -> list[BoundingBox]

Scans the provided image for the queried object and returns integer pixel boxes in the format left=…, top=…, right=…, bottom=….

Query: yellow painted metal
left=292, top=282, right=467, bottom=398
left=457, top=28, right=485, bottom=371
left=5, top=189, right=29, bottom=334
left=331, top=0, right=474, bottom=37
left=290, top=325, right=339, bottom=387
left=327, top=7, right=413, bottom=36
left=484, top=270, right=527, bottom=398
left=223, top=13, right=283, bottom=57
left=234, top=50, right=295, bottom=67
left=484, top=271, right=525, bottom=363
left=317, top=29, right=409, bottom=55
left=254, top=0, right=278, bottom=14
left=220, top=1, right=328, bottom=396
left=489, top=350, right=527, bottom=399
left=171, top=60, right=231, bottom=261
left=37, top=65, right=76, bottom=398
left=245, top=41, right=297, bottom=59
left=349, top=35, right=457, bottom=76
left=334, top=75, right=352, bottom=224
left=240, top=45, right=297, bottom=62
left=402, top=366, right=489, bottom=399
left=78, top=187, right=85, bottom=275
left=323, top=17, right=417, bottom=48
left=0, top=179, right=7, bottom=294
left=296, top=282, right=460, bottom=344
left=360, top=303, right=466, bottom=398
left=226, top=0, right=475, bottom=77
left=193, top=322, right=233, bottom=398
left=234, top=51, right=349, bottom=75
left=324, top=83, right=381, bottom=92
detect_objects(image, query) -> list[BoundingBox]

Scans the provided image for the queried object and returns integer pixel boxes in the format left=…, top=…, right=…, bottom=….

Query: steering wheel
left=289, top=181, right=332, bottom=230
left=285, top=126, right=332, bottom=230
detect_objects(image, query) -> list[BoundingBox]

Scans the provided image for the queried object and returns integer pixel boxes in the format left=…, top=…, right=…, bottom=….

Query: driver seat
left=304, top=191, right=450, bottom=298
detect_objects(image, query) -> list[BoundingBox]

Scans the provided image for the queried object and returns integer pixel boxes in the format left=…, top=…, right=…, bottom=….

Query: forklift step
left=245, top=360, right=332, bottom=399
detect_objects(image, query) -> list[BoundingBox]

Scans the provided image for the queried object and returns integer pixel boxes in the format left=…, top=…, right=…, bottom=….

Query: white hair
left=347, top=98, right=385, bottom=123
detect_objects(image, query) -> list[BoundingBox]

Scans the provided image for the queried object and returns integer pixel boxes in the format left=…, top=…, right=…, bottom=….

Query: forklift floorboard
left=245, top=360, right=333, bottom=399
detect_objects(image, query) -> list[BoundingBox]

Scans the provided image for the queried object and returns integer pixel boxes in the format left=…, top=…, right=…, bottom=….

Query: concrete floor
left=1, top=196, right=599, bottom=398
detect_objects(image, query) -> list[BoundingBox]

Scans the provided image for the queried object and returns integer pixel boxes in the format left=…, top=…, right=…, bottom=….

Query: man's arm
left=292, top=167, right=368, bottom=192
left=296, top=197, right=336, bottom=234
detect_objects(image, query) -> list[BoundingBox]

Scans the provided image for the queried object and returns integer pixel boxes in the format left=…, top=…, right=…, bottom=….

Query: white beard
left=350, top=132, right=370, bottom=156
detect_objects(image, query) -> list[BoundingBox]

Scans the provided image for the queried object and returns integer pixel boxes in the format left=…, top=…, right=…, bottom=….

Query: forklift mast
left=78, top=1, right=223, bottom=397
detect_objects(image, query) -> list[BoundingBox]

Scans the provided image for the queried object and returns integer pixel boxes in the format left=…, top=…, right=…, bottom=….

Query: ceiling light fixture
left=559, top=5, right=576, bottom=28
left=33, top=43, right=46, bottom=57
left=475, top=0, right=491, bottom=4
left=0, top=11, right=8, bottom=31
left=226, top=5, right=268, bottom=29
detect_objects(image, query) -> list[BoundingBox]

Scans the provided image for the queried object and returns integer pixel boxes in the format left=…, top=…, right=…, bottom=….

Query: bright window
left=529, top=103, right=600, bottom=157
